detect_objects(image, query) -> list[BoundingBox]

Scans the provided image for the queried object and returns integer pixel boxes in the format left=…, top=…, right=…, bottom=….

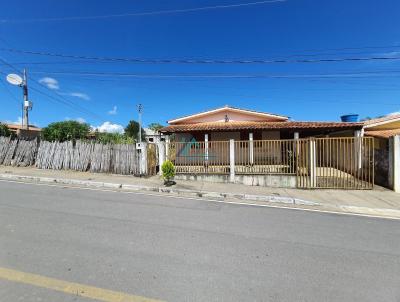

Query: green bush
left=94, top=132, right=134, bottom=144
left=0, top=123, right=11, bottom=137
left=148, top=122, right=164, bottom=132
left=161, top=160, right=175, bottom=184
left=42, top=120, right=90, bottom=142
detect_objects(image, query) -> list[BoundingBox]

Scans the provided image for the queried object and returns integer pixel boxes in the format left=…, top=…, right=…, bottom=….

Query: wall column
left=138, top=142, right=148, bottom=175
left=165, top=136, right=170, bottom=160
left=157, top=141, right=166, bottom=175
left=294, top=132, right=300, bottom=173
left=249, top=132, right=254, bottom=165
left=205, top=133, right=209, bottom=161
left=354, top=130, right=363, bottom=171
left=389, top=135, right=400, bottom=192
left=229, top=139, right=235, bottom=183
left=309, top=138, right=317, bottom=188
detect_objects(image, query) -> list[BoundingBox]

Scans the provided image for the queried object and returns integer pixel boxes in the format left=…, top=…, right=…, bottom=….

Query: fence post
left=157, top=141, right=166, bottom=175
left=229, top=139, right=235, bottom=183
left=389, top=135, right=400, bottom=192
left=294, top=132, right=299, bottom=174
left=354, top=130, right=363, bottom=171
left=205, top=133, right=209, bottom=162
left=309, top=138, right=317, bottom=188
left=249, top=132, right=254, bottom=165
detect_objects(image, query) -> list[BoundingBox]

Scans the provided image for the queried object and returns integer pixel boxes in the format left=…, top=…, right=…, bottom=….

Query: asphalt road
left=0, top=180, right=399, bottom=302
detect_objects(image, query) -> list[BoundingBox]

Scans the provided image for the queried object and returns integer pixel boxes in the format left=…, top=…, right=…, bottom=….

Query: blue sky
left=0, top=0, right=400, bottom=131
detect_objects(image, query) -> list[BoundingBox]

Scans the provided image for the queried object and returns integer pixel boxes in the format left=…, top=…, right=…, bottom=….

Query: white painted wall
left=175, top=110, right=285, bottom=124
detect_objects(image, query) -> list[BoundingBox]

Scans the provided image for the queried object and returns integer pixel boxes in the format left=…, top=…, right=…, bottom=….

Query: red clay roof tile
left=160, top=121, right=363, bottom=133
left=365, top=129, right=400, bottom=139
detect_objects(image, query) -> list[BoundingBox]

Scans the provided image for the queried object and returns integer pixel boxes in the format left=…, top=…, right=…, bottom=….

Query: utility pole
left=22, top=69, right=29, bottom=130
left=6, top=68, right=32, bottom=130
left=137, top=103, right=143, bottom=143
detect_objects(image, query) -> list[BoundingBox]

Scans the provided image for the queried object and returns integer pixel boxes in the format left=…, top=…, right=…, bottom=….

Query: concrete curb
left=0, top=173, right=319, bottom=206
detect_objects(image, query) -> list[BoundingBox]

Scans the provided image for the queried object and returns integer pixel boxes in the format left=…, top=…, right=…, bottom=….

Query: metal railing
left=168, top=140, right=230, bottom=174
left=167, top=137, right=374, bottom=189
left=296, top=137, right=374, bottom=189
left=234, top=140, right=295, bottom=174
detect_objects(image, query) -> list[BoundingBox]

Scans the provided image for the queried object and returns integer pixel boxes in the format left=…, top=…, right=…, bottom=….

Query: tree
left=148, top=122, right=164, bottom=132
left=124, top=120, right=145, bottom=141
left=42, top=120, right=91, bottom=142
left=95, top=132, right=133, bottom=144
left=0, top=123, right=11, bottom=137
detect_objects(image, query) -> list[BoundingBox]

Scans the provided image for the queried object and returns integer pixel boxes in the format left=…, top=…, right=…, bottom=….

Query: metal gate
left=296, top=137, right=374, bottom=189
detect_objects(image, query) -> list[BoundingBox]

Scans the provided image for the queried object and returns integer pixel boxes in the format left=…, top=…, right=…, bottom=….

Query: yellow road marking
left=0, top=267, right=164, bottom=302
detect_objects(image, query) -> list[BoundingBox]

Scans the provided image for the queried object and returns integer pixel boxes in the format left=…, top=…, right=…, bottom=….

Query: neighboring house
left=363, top=114, right=400, bottom=140
left=160, top=105, right=363, bottom=141
left=144, top=128, right=165, bottom=143
left=5, top=123, right=41, bottom=139
left=363, top=114, right=400, bottom=188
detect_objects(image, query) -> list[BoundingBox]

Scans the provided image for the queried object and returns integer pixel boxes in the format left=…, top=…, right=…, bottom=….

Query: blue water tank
left=340, top=114, right=359, bottom=122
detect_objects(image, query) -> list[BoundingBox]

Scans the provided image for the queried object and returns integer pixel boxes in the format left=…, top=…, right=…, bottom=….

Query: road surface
left=0, top=180, right=399, bottom=301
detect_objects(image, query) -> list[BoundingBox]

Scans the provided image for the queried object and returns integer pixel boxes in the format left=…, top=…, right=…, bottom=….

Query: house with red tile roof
left=160, top=105, right=363, bottom=141
left=159, top=106, right=375, bottom=189
left=5, top=123, right=41, bottom=139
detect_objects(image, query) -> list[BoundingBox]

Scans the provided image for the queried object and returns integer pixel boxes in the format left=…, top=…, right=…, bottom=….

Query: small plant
left=161, top=160, right=176, bottom=186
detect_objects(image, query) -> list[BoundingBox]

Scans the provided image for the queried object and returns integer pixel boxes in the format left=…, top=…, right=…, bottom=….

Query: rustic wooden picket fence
left=0, top=136, right=142, bottom=175
left=36, top=140, right=141, bottom=175
left=0, top=136, right=38, bottom=167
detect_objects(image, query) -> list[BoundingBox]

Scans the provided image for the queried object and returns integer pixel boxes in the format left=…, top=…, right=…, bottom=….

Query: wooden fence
left=0, top=136, right=38, bottom=167
left=0, top=137, right=143, bottom=175
left=36, top=140, right=141, bottom=175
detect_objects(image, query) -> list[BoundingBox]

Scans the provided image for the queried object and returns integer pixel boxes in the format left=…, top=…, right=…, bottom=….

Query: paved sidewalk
left=0, top=166, right=399, bottom=219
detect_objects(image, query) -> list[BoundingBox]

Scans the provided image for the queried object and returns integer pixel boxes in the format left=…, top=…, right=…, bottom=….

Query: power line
left=2, top=47, right=400, bottom=65
left=0, top=57, right=104, bottom=121
left=0, top=0, right=286, bottom=23
left=2, top=31, right=400, bottom=60
left=28, top=69, right=400, bottom=79
left=2, top=48, right=400, bottom=66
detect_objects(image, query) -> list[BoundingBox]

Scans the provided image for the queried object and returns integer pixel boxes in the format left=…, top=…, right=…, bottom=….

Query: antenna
left=6, top=69, right=32, bottom=130
left=137, top=103, right=143, bottom=143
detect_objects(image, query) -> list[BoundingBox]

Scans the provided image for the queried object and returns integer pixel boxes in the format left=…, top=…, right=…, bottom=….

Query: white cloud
left=39, top=77, right=59, bottom=90
left=108, top=105, right=117, bottom=115
left=4, top=117, right=23, bottom=125
left=38, top=77, right=90, bottom=100
left=68, top=92, right=90, bottom=101
left=93, top=122, right=124, bottom=134
left=388, top=111, right=400, bottom=116
left=381, top=51, right=400, bottom=58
